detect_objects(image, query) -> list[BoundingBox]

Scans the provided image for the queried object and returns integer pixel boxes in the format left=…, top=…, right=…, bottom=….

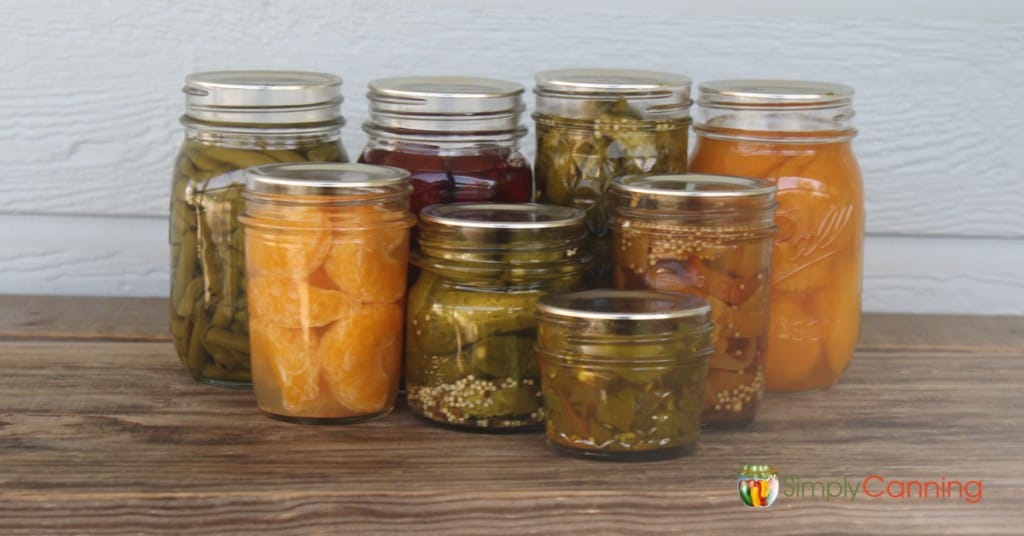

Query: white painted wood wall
left=2, top=0, right=1022, bottom=314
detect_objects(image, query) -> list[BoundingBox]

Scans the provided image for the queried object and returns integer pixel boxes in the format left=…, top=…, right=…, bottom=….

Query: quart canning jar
left=405, top=203, right=589, bottom=430
left=170, top=71, right=349, bottom=386
left=360, top=76, right=533, bottom=216
left=533, top=69, right=692, bottom=285
left=610, top=174, right=777, bottom=426
left=536, top=290, right=712, bottom=461
left=689, top=80, right=864, bottom=392
left=240, top=163, right=414, bottom=423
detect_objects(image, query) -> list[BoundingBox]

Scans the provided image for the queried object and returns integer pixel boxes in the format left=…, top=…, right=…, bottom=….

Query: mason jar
left=360, top=76, right=533, bottom=216
left=170, top=70, right=349, bottom=386
left=533, top=69, right=692, bottom=285
left=610, top=174, right=777, bottom=426
left=405, top=203, right=589, bottom=431
left=240, top=163, right=415, bottom=424
left=689, top=80, right=864, bottom=392
left=536, top=290, right=712, bottom=461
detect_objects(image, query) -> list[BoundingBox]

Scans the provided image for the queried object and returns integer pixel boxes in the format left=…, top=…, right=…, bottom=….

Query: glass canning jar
left=533, top=69, right=692, bottom=285
left=360, top=76, right=533, bottom=216
left=170, top=71, right=349, bottom=386
left=240, top=163, right=415, bottom=424
left=610, top=174, right=777, bottom=426
left=689, top=80, right=864, bottom=392
left=536, top=290, right=712, bottom=461
left=405, top=203, right=589, bottom=431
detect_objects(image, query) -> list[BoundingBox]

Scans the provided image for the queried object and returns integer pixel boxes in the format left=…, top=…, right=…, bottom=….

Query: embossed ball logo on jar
left=738, top=465, right=779, bottom=508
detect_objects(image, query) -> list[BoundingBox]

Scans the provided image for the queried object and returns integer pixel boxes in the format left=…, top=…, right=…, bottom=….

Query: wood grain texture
left=0, top=297, right=1021, bottom=533
left=0, top=295, right=168, bottom=341
left=2, top=0, right=1023, bottom=238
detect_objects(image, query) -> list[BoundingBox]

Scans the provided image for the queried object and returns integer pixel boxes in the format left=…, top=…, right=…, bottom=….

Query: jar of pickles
left=610, top=174, right=777, bottom=426
left=239, top=163, right=415, bottom=423
left=405, top=203, right=589, bottom=430
left=533, top=69, right=692, bottom=285
left=360, top=76, right=533, bottom=215
left=689, top=80, right=864, bottom=392
left=170, top=70, right=349, bottom=386
left=536, top=290, right=712, bottom=461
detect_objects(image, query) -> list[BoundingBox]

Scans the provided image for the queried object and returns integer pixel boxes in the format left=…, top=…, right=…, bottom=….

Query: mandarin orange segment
left=319, top=302, right=403, bottom=414
left=764, top=294, right=823, bottom=391
left=324, top=226, right=409, bottom=304
left=813, top=256, right=862, bottom=378
left=249, top=318, right=321, bottom=414
left=248, top=276, right=352, bottom=328
left=245, top=208, right=331, bottom=278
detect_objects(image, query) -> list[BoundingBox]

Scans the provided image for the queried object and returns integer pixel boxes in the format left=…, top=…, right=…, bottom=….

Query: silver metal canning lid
left=533, top=68, right=692, bottom=119
left=183, top=70, right=344, bottom=125
left=537, top=290, right=710, bottom=321
left=419, top=203, right=585, bottom=230
left=698, top=79, right=854, bottom=108
left=245, top=163, right=409, bottom=196
left=612, top=174, right=777, bottom=199
left=365, top=76, right=525, bottom=133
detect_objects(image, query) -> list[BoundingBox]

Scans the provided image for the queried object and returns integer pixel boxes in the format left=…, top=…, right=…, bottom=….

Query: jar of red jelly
left=360, top=76, right=533, bottom=214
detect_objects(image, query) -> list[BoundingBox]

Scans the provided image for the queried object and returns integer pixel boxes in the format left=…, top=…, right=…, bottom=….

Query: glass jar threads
left=405, top=203, right=589, bottom=430
left=609, top=174, right=777, bottom=426
left=360, top=76, right=533, bottom=216
left=170, top=70, right=349, bottom=386
left=689, top=80, right=864, bottom=392
left=533, top=69, right=693, bottom=285
left=240, top=163, right=415, bottom=423
left=536, top=290, right=712, bottom=461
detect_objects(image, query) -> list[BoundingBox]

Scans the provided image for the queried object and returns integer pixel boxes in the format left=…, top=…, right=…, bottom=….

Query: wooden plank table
left=0, top=296, right=1021, bottom=534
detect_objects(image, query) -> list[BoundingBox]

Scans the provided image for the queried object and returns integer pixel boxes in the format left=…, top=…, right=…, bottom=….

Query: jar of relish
left=360, top=76, right=533, bottom=215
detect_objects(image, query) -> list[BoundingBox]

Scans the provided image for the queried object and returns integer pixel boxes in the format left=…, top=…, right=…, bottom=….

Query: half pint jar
left=240, top=163, right=414, bottom=423
left=170, top=70, right=349, bottom=386
left=536, top=290, right=713, bottom=461
left=405, top=203, right=589, bottom=430
left=533, top=69, right=692, bottom=285
left=689, top=80, right=864, bottom=391
left=610, top=174, right=777, bottom=426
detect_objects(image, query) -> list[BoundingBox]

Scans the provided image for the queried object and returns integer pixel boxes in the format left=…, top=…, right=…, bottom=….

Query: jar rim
left=698, top=79, right=853, bottom=108
left=419, top=203, right=585, bottom=230
left=183, top=70, right=344, bottom=125
left=244, top=162, right=409, bottom=196
left=612, top=174, right=777, bottom=200
left=537, top=289, right=710, bottom=321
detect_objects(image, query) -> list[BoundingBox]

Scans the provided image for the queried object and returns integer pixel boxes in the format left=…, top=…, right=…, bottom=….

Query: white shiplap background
left=1, top=0, right=1022, bottom=314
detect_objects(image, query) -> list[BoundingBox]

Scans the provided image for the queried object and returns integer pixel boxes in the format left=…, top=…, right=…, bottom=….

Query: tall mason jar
left=533, top=69, right=692, bottom=285
left=360, top=76, right=533, bottom=216
left=405, top=203, right=589, bottom=430
left=689, top=80, right=864, bottom=392
left=170, top=71, right=348, bottom=386
left=609, top=174, right=777, bottom=426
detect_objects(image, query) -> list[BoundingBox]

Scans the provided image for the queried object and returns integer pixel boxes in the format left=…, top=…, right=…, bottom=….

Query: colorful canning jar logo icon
left=738, top=464, right=779, bottom=508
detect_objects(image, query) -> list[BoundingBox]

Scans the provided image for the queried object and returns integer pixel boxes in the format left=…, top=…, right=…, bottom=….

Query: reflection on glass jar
left=536, top=290, right=712, bottom=461
left=689, top=80, right=864, bottom=392
left=240, top=163, right=415, bottom=423
left=405, top=203, right=589, bottom=431
left=533, top=69, right=692, bottom=286
left=610, top=174, right=777, bottom=426
left=169, top=71, right=349, bottom=386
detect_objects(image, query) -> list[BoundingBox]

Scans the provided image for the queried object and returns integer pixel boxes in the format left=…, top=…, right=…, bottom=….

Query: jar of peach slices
left=240, top=163, right=415, bottom=423
left=689, top=80, right=864, bottom=391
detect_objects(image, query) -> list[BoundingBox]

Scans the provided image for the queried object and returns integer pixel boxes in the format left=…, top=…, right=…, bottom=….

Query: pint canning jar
left=533, top=69, right=692, bottom=285
left=240, top=163, right=414, bottom=424
left=610, top=174, right=777, bottom=426
left=170, top=71, right=349, bottom=386
left=405, top=203, right=589, bottom=430
left=536, top=290, right=712, bottom=461
left=360, top=76, right=533, bottom=216
left=689, top=80, right=864, bottom=392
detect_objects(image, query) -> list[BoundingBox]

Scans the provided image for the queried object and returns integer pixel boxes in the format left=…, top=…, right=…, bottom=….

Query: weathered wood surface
left=0, top=297, right=1021, bottom=534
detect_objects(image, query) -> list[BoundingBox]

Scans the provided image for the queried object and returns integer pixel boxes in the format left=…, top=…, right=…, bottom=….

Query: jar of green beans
left=169, top=71, right=349, bottom=386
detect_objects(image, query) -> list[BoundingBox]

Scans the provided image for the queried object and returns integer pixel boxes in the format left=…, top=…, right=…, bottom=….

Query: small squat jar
left=610, top=174, right=777, bottom=426
left=689, top=80, right=864, bottom=391
left=360, top=76, right=533, bottom=215
left=170, top=71, right=349, bottom=386
left=240, top=163, right=415, bottom=424
left=405, top=203, right=589, bottom=431
left=536, top=290, right=713, bottom=461
left=533, top=69, right=692, bottom=285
